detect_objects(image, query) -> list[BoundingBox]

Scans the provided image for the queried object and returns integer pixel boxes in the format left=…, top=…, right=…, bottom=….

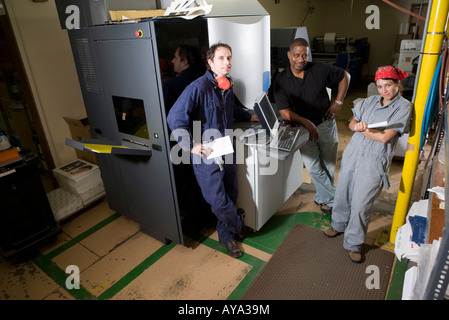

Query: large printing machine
left=55, top=0, right=308, bottom=245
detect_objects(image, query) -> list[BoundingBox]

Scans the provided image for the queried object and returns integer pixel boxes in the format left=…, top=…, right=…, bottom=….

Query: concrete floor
left=0, top=89, right=427, bottom=301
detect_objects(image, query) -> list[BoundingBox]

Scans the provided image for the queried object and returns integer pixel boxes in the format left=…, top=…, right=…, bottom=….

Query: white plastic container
left=0, top=132, right=11, bottom=150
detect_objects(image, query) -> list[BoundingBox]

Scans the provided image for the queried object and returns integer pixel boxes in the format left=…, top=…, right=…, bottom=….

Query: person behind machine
left=273, top=38, right=350, bottom=215
left=324, top=66, right=411, bottom=263
left=163, top=44, right=204, bottom=113
left=163, top=44, right=211, bottom=233
left=167, top=43, right=258, bottom=258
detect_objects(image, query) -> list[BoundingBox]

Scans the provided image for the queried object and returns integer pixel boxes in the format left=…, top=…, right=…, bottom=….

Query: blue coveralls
left=331, top=94, right=411, bottom=253
left=167, top=71, right=252, bottom=243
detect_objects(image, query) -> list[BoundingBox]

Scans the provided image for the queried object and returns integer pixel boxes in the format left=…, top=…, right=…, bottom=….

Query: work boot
left=314, top=201, right=332, bottom=215
left=219, top=240, right=243, bottom=258
left=323, top=227, right=341, bottom=238
left=349, top=250, right=362, bottom=263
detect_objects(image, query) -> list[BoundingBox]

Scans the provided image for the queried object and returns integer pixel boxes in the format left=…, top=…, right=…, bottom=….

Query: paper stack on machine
left=53, top=159, right=105, bottom=206
left=164, top=0, right=212, bottom=19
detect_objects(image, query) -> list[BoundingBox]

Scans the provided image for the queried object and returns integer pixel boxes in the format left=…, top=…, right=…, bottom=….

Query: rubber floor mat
left=242, top=224, right=395, bottom=300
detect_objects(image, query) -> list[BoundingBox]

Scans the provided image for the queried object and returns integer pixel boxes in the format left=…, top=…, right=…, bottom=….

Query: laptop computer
left=253, top=93, right=300, bottom=152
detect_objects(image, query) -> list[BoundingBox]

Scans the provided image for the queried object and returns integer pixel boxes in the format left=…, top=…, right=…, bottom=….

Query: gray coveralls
left=331, top=94, right=411, bottom=253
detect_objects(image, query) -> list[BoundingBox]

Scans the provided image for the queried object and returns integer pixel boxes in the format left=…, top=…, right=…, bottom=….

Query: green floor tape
left=386, top=258, right=409, bottom=300
left=98, top=242, right=177, bottom=300
left=45, top=212, right=122, bottom=260
left=33, top=212, right=123, bottom=300
left=30, top=209, right=405, bottom=300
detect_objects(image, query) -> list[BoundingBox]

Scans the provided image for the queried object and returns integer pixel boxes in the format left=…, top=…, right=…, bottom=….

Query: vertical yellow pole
left=390, top=0, right=449, bottom=243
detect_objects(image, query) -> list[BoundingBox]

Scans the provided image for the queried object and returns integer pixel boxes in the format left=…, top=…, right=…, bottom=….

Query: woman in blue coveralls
left=324, top=66, right=411, bottom=263
left=167, top=43, right=258, bottom=258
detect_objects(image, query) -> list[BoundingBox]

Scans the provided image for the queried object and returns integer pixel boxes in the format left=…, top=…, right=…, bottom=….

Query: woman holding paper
left=324, top=66, right=411, bottom=263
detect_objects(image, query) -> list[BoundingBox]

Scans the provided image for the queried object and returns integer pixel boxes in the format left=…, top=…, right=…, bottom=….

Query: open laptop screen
left=255, top=93, right=279, bottom=133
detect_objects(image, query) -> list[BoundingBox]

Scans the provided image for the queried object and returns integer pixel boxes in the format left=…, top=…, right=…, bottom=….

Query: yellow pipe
left=390, top=0, right=449, bottom=243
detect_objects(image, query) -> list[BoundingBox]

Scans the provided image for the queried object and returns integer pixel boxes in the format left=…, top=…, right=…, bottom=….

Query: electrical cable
left=300, top=1, right=313, bottom=26
left=382, top=0, right=426, bottom=21
left=420, top=36, right=449, bottom=151
left=420, top=54, right=442, bottom=150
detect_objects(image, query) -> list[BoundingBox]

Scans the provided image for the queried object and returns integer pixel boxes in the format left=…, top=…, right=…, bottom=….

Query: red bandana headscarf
left=375, top=66, right=408, bottom=81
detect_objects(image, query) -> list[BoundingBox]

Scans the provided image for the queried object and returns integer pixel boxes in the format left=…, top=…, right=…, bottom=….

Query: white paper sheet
left=204, top=136, right=234, bottom=159
left=164, top=0, right=212, bottom=19
left=402, top=266, right=418, bottom=300
left=427, top=186, right=445, bottom=201
left=367, top=121, right=388, bottom=129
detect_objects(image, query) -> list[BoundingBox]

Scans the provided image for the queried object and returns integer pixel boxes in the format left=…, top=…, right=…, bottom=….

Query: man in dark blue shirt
left=167, top=43, right=257, bottom=258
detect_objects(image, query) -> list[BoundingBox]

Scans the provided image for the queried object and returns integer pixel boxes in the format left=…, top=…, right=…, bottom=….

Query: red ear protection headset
left=213, top=72, right=232, bottom=90
left=216, top=76, right=231, bottom=90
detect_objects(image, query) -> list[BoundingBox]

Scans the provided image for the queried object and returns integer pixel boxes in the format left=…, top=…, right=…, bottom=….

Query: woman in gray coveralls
left=324, top=66, right=412, bottom=263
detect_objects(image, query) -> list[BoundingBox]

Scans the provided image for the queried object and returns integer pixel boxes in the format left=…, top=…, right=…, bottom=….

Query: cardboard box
left=64, top=117, right=97, bottom=164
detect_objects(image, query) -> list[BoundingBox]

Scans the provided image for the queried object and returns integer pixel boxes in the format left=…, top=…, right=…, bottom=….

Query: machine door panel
left=91, top=24, right=182, bottom=244
left=68, top=28, right=117, bottom=140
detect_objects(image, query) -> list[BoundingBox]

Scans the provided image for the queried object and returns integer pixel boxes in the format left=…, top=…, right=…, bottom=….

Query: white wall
left=5, top=0, right=85, bottom=167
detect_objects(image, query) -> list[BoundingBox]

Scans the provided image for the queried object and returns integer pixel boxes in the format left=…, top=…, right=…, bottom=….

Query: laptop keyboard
left=271, top=127, right=298, bottom=151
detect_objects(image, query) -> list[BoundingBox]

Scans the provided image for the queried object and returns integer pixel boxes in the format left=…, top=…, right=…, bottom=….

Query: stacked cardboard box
left=52, top=159, right=105, bottom=206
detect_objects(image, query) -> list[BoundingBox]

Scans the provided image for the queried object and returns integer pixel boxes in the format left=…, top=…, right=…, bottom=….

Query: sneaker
left=219, top=240, right=243, bottom=258
left=314, top=201, right=332, bottom=215
left=349, top=251, right=362, bottom=263
left=323, top=227, right=341, bottom=238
